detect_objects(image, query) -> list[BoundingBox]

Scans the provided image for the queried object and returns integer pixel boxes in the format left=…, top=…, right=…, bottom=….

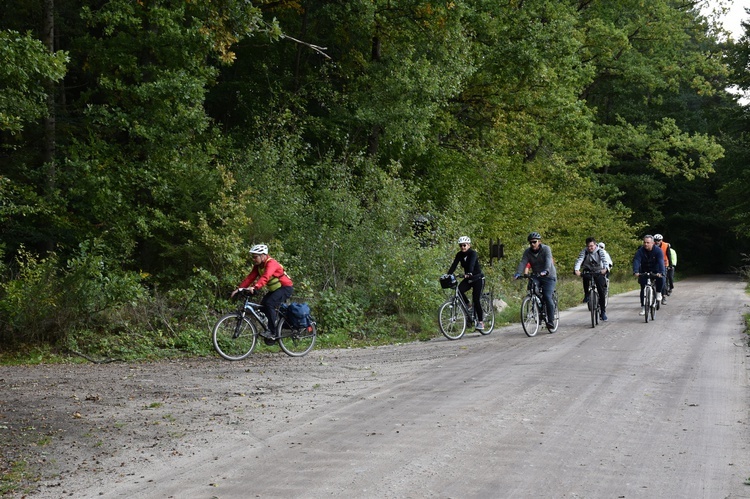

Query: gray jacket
left=516, top=244, right=557, bottom=280
left=574, top=247, right=608, bottom=272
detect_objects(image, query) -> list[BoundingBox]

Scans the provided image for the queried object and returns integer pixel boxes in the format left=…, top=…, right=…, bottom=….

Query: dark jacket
left=448, top=248, right=483, bottom=280
left=632, top=245, right=666, bottom=275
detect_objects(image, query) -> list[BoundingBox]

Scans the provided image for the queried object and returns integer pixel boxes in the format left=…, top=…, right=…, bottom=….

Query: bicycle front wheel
left=277, top=316, right=317, bottom=357
left=521, top=296, right=540, bottom=337
left=644, top=286, right=652, bottom=323
left=439, top=300, right=467, bottom=340
left=212, top=313, right=257, bottom=361
left=478, top=292, right=495, bottom=335
left=589, top=288, right=597, bottom=328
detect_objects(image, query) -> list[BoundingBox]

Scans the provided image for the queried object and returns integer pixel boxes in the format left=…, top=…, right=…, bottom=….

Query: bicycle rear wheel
left=439, top=299, right=467, bottom=340
left=212, top=313, right=257, bottom=361
left=478, top=292, right=495, bottom=335
left=277, top=316, right=317, bottom=357
left=604, top=280, right=609, bottom=307
left=546, top=292, right=560, bottom=333
left=521, top=296, right=540, bottom=337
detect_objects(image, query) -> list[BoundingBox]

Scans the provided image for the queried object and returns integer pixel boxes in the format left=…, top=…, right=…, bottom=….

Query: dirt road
left=2, top=275, right=749, bottom=498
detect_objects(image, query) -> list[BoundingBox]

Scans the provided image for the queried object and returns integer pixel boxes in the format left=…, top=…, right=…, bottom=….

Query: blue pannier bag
left=287, top=302, right=311, bottom=328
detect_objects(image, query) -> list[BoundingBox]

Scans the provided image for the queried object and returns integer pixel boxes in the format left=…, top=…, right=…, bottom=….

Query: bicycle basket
left=439, top=274, right=457, bottom=289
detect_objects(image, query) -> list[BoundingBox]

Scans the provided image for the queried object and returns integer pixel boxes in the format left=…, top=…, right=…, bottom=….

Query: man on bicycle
left=514, top=232, right=557, bottom=329
left=653, top=234, right=673, bottom=303
left=574, top=237, right=609, bottom=321
left=632, top=235, right=665, bottom=316
left=232, top=244, right=294, bottom=339
left=446, top=236, right=485, bottom=330
left=598, top=242, right=613, bottom=274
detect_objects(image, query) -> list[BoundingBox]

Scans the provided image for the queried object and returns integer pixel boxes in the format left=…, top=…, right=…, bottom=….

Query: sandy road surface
left=2, top=275, right=749, bottom=498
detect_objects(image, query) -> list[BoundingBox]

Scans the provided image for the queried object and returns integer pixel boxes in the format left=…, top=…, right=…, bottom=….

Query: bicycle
left=665, top=266, right=675, bottom=296
left=519, top=274, right=559, bottom=337
left=438, top=274, right=495, bottom=340
left=580, top=269, right=603, bottom=328
left=212, top=289, right=317, bottom=359
left=636, top=272, right=661, bottom=323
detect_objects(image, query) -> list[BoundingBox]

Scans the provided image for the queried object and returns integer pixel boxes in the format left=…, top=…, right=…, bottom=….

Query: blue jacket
left=632, top=245, right=665, bottom=275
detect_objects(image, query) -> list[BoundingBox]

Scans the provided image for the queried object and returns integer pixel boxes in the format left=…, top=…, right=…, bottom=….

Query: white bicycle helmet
left=653, top=234, right=663, bottom=242
left=249, top=244, right=268, bottom=255
left=458, top=236, right=471, bottom=244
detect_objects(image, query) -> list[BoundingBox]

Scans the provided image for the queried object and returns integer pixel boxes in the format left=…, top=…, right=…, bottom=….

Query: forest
left=2, top=0, right=750, bottom=355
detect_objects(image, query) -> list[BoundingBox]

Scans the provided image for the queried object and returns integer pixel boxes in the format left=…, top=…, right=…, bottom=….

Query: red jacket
left=239, top=257, right=293, bottom=291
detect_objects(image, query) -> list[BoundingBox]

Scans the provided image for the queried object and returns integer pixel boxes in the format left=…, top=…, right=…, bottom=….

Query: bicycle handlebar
left=578, top=269, right=606, bottom=275
left=518, top=273, right=546, bottom=279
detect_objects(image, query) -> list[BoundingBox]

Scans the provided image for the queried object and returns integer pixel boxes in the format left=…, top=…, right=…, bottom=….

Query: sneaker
left=476, top=321, right=485, bottom=330
left=661, top=296, right=667, bottom=304
left=260, top=329, right=277, bottom=340
left=639, top=307, right=646, bottom=316
left=656, top=292, right=662, bottom=302
left=601, top=312, right=608, bottom=321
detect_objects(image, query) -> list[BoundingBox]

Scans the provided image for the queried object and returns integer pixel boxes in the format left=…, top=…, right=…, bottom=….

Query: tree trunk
left=43, top=0, right=56, bottom=251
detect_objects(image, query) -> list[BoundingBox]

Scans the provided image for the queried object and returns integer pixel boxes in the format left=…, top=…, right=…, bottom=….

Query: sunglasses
left=459, top=243, right=469, bottom=247
left=529, top=240, right=540, bottom=245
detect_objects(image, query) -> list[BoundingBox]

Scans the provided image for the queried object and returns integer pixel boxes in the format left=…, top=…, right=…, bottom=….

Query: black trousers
left=261, top=286, right=294, bottom=332
left=458, top=276, right=484, bottom=321
left=582, top=273, right=608, bottom=312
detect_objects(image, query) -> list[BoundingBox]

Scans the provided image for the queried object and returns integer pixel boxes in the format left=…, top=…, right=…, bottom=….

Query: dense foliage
left=1, top=0, right=748, bottom=351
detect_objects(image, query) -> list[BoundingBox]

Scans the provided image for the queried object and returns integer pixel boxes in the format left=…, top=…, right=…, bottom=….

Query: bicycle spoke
left=212, top=313, right=257, bottom=360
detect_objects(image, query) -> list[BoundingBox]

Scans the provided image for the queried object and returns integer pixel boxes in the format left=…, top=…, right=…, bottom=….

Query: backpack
left=282, top=302, right=312, bottom=328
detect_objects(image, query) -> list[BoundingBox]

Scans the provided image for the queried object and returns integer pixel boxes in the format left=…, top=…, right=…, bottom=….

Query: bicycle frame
left=580, top=269, right=601, bottom=328
left=638, top=272, right=661, bottom=323
left=437, top=275, right=492, bottom=340
left=212, top=290, right=317, bottom=360
left=519, top=274, right=559, bottom=336
left=240, top=295, right=268, bottom=330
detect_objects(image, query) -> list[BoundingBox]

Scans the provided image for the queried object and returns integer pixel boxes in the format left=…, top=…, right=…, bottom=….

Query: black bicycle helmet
left=527, top=232, right=542, bottom=242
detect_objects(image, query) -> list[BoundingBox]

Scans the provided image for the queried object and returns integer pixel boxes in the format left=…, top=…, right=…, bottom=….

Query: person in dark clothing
left=632, top=235, right=665, bottom=316
left=447, top=236, right=485, bottom=330
left=514, top=232, right=557, bottom=329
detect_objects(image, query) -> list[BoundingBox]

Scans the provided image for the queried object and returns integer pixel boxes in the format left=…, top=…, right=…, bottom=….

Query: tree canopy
left=1, top=0, right=748, bottom=346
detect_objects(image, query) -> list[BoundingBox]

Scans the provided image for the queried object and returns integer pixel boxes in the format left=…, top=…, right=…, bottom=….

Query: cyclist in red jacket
left=653, top=234, right=673, bottom=303
left=232, top=244, right=294, bottom=338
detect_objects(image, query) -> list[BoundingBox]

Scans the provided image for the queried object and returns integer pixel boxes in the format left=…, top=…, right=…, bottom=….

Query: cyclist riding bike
left=574, top=237, right=609, bottom=322
left=514, top=232, right=557, bottom=330
left=653, top=234, right=673, bottom=303
left=446, top=236, right=485, bottom=330
left=231, top=244, right=294, bottom=339
left=598, top=242, right=613, bottom=276
left=632, top=235, right=665, bottom=316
